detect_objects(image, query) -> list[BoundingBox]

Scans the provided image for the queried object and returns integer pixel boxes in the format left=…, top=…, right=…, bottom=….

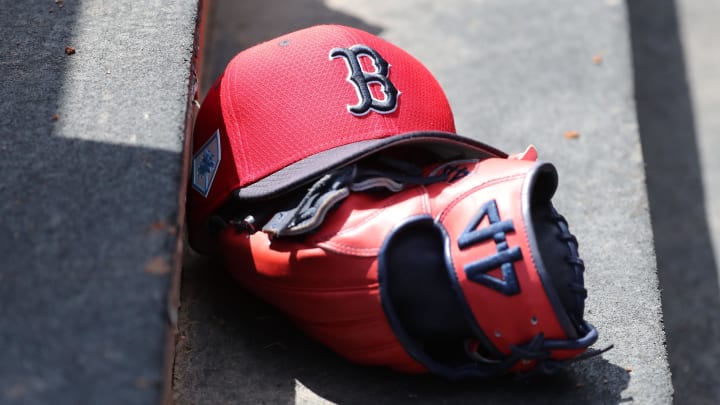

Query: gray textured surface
left=0, top=1, right=197, bottom=403
left=629, top=0, right=720, bottom=403
left=677, top=0, right=720, bottom=271
left=174, top=0, right=672, bottom=404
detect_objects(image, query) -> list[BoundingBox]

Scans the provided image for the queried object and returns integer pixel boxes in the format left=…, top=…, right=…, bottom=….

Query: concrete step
left=0, top=1, right=198, bottom=403
left=174, top=0, right=673, bottom=404
left=629, top=0, right=720, bottom=402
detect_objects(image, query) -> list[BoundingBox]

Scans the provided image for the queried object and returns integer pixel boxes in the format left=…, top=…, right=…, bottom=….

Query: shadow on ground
left=199, top=0, right=383, bottom=94
left=0, top=1, right=180, bottom=403
left=628, top=0, right=720, bottom=403
left=174, top=250, right=628, bottom=405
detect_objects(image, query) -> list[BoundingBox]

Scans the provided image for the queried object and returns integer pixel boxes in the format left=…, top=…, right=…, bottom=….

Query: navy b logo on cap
left=330, top=44, right=399, bottom=116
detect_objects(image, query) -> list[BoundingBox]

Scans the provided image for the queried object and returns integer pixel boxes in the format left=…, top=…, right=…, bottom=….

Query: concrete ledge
left=0, top=1, right=198, bottom=403
left=629, top=0, right=720, bottom=402
left=174, top=0, right=672, bottom=403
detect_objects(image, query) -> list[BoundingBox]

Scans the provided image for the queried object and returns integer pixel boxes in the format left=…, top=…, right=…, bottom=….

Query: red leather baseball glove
left=209, top=150, right=598, bottom=378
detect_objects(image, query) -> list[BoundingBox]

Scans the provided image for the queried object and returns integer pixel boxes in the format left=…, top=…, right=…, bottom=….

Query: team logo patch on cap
left=330, top=44, right=399, bottom=116
left=192, top=130, right=221, bottom=198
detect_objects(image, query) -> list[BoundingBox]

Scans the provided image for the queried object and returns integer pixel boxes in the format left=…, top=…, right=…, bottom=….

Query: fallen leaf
left=145, top=256, right=171, bottom=275
left=148, top=221, right=166, bottom=233
left=64, top=46, right=75, bottom=55
left=148, top=221, right=178, bottom=236
left=51, top=113, right=59, bottom=121
left=564, top=130, right=580, bottom=139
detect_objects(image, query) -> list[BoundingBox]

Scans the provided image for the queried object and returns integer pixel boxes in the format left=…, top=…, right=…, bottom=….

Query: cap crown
left=189, top=25, right=456, bottom=236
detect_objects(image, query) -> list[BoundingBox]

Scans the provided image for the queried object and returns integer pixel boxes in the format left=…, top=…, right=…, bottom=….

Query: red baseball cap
left=188, top=25, right=506, bottom=251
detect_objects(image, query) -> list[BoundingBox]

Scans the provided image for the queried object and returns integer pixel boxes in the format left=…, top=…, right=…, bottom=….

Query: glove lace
left=547, top=207, right=588, bottom=324
left=513, top=341, right=614, bottom=379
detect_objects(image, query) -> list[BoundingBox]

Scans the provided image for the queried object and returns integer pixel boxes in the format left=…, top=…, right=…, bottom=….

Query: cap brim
left=235, top=131, right=508, bottom=200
